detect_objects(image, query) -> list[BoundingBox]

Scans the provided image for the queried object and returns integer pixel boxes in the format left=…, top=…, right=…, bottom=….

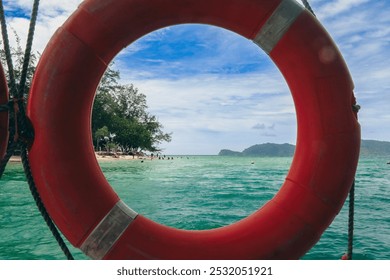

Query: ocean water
left=0, top=156, right=389, bottom=260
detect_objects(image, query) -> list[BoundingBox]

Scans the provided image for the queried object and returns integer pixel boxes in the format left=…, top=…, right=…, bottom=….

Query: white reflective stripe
left=80, top=200, right=138, bottom=259
left=253, top=0, right=304, bottom=54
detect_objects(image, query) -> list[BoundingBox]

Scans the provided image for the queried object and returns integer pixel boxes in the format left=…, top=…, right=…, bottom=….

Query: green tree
left=94, top=126, right=110, bottom=151
left=115, top=85, right=146, bottom=119
left=0, top=33, right=38, bottom=156
left=92, top=66, right=172, bottom=153
left=112, top=84, right=172, bottom=152
left=110, top=116, right=147, bottom=152
left=91, top=68, right=119, bottom=135
left=142, top=114, right=172, bottom=152
left=0, top=32, right=37, bottom=97
left=1, top=36, right=172, bottom=154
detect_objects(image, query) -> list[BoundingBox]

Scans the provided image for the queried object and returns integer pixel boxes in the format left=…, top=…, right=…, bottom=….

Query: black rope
left=0, top=0, right=17, bottom=173
left=0, top=103, right=15, bottom=178
left=0, top=0, right=74, bottom=260
left=347, top=181, right=355, bottom=260
left=0, top=101, right=9, bottom=111
left=0, top=0, right=17, bottom=98
left=301, top=0, right=316, bottom=17
left=0, top=139, right=17, bottom=176
left=17, top=0, right=39, bottom=99
left=299, top=0, right=357, bottom=260
left=20, top=148, right=74, bottom=260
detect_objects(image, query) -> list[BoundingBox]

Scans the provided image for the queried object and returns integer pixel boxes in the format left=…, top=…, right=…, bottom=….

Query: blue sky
left=3, top=0, right=390, bottom=155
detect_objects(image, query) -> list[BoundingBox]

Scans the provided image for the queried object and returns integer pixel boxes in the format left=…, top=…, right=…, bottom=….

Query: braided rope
left=0, top=139, right=17, bottom=178
left=300, top=0, right=357, bottom=260
left=0, top=0, right=17, bottom=97
left=2, top=0, right=356, bottom=261
left=17, top=0, right=39, bottom=99
left=347, top=181, right=355, bottom=260
left=0, top=0, right=74, bottom=260
left=301, top=0, right=316, bottom=16
left=0, top=0, right=17, bottom=177
left=300, top=0, right=358, bottom=261
left=0, top=102, right=9, bottom=111
left=20, top=148, right=74, bottom=260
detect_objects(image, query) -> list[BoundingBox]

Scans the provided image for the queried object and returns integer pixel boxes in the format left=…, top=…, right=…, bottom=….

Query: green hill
left=219, top=140, right=390, bottom=157
left=360, top=140, right=390, bottom=156
left=218, top=143, right=295, bottom=157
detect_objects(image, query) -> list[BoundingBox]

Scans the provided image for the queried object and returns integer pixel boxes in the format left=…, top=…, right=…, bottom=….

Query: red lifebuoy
left=27, top=0, right=360, bottom=259
left=0, top=63, right=9, bottom=160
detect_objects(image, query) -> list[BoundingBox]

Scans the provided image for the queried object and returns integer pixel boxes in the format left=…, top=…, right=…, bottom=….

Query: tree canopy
left=0, top=33, right=37, bottom=98
left=92, top=67, right=172, bottom=154
left=1, top=38, right=172, bottom=154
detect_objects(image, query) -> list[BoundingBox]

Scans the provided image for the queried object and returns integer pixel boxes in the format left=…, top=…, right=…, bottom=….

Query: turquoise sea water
left=0, top=156, right=389, bottom=260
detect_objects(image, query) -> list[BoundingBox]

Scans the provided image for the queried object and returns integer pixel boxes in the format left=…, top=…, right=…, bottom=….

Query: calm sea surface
left=0, top=156, right=389, bottom=260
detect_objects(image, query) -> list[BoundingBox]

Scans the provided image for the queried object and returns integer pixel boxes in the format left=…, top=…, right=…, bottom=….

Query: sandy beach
left=9, top=156, right=22, bottom=163
left=94, top=153, right=152, bottom=161
left=8, top=153, right=154, bottom=163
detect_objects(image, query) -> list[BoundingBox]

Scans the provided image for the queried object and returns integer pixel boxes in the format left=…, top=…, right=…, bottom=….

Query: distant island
left=219, top=140, right=390, bottom=157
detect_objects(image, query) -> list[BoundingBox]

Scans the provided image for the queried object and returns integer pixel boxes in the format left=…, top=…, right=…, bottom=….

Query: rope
left=0, top=1, right=17, bottom=98
left=0, top=0, right=17, bottom=177
left=0, top=0, right=74, bottom=260
left=299, top=0, right=357, bottom=260
left=0, top=139, right=17, bottom=176
left=17, top=0, right=39, bottom=99
left=301, top=0, right=316, bottom=17
left=20, top=148, right=74, bottom=260
left=0, top=101, right=9, bottom=111
left=1, top=0, right=355, bottom=261
left=347, top=181, right=355, bottom=260
left=0, top=129, right=15, bottom=178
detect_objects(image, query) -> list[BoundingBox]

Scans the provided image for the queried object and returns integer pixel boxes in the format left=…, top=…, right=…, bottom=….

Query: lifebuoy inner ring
left=27, top=0, right=360, bottom=259
left=0, top=63, right=9, bottom=160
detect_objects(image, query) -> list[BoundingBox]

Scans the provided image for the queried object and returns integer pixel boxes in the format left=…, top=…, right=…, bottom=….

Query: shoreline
left=8, top=153, right=155, bottom=163
left=9, top=156, right=22, bottom=163
left=95, top=153, right=153, bottom=161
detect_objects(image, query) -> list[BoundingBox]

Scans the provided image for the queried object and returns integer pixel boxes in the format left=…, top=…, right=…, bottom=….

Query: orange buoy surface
left=27, top=0, right=360, bottom=259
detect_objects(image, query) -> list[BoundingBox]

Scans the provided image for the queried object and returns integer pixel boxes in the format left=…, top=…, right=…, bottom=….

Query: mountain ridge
left=218, top=140, right=390, bottom=157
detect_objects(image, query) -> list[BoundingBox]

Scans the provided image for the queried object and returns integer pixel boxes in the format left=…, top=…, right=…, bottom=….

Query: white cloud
left=3, top=0, right=389, bottom=154
left=253, top=123, right=266, bottom=130
left=4, top=0, right=81, bottom=15
left=3, top=0, right=82, bottom=53
left=309, top=0, right=390, bottom=144
left=126, top=72, right=296, bottom=154
left=317, top=0, right=370, bottom=19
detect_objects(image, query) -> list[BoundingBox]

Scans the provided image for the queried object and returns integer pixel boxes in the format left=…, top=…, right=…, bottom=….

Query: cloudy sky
left=3, top=0, right=390, bottom=155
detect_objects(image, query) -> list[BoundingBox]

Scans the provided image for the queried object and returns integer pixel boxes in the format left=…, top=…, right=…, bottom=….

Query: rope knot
left=352, top=104, right=361, bottom=113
